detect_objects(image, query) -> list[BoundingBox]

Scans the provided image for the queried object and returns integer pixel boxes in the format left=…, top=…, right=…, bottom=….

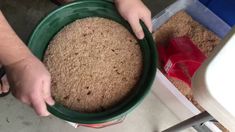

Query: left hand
left=115, top=0, right=152, bottom=39
left=5, top=55, right=55, bottom=116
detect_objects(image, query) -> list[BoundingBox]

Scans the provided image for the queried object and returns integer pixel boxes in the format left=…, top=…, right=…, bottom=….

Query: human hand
left=115, top=0, right=152, bottom=39
left=5, top=55, right=54, bottom=116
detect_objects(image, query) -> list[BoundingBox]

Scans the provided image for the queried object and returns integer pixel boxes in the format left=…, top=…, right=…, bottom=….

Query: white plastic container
left=151, top=0, right=231, bottom=131
left=152, top=0, right=231, bottom=38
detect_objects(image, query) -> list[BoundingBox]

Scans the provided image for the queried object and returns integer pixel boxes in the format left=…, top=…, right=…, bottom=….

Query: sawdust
left=44, top=17, right=143, bottom=113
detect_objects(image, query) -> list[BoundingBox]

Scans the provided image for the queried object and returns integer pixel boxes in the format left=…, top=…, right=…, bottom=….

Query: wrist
left=0, top=11, right=33, bottom=66
left=0, top=40, right=33, bottom=66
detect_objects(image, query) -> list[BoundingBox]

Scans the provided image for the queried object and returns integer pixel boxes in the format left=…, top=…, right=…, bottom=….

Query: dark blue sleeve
left=199, top=0, right=235, bottom=26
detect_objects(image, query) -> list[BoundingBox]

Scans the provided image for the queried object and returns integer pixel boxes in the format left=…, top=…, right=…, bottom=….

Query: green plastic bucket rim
left=28, top=0, right=158, bottom=124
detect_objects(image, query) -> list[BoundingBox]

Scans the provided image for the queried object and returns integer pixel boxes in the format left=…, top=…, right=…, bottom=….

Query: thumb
left=44, top=96, right=55, bottom=106
left=42, top=78, right=55, bottom=106
left=141, top=15, right=152, bottom=33
left=128, top=15, right=144, bottom=39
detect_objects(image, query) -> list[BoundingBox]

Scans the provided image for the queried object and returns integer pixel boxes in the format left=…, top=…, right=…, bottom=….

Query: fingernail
left=3, top=88, right=9, bottom=93
left=149, top=27, right=153, bottom=33
left=49, top=100, right=55, bottom=106
left=45, top=112, right=50, bottom=116
left=40, top=111, right=50, bottom=116
left=46, top=97, right=55, bottom=106
left=137, top=32, right=144, bottom=39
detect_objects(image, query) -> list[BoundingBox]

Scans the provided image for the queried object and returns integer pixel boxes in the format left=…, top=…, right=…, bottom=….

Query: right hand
left=115, top=0, right=152, bottom=39
left=5, top=54, right=55, bottom=116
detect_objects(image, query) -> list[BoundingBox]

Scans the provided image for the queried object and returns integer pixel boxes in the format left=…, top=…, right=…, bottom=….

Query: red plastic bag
left=157, top=36, right=206, bottom=87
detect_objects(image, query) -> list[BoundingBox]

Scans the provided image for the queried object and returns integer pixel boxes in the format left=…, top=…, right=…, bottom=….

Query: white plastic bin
left=152, top=0, right=231, bottom=38
left=151, top=0, right=231, bottom=131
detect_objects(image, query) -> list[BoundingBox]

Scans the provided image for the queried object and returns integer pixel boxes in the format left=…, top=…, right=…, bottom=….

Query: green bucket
left=28, top=0, right=157, bottom=124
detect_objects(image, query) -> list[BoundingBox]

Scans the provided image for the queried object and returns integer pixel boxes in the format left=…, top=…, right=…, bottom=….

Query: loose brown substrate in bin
left=44, top=17, right=143, bottom=113
left=154, top=11, right=221, bottom=109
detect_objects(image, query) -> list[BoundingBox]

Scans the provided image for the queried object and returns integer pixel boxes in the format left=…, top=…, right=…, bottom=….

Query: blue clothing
left=200, top=0, right=235, bottom=26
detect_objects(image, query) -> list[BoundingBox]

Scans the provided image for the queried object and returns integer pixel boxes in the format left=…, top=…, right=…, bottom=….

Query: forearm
left=0, top=11, right=32, bottom=66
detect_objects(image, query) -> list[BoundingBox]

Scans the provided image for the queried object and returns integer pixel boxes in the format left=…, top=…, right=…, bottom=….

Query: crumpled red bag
left=157, top=36, right=206, bottom=87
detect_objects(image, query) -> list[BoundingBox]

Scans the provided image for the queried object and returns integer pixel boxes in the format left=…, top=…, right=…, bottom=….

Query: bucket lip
left=28, top=0, right=157, bottom=124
